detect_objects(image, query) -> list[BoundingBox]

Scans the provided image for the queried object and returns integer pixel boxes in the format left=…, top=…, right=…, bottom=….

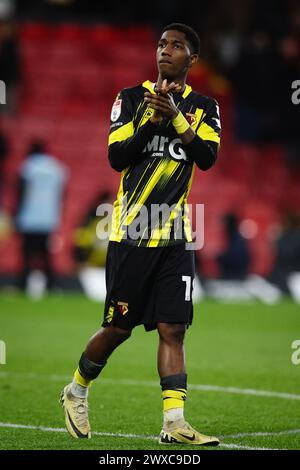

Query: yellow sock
left=74, top=367, right=92, bottom=388
left=162, top=388, right=187, bottom=411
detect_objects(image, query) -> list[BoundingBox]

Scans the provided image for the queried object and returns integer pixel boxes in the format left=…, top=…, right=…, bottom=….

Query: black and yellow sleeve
left=197, top=98, right=221, bottom=146
left=184, top=98, right=221, bottom=171
left=108, top=89, right=157, bottom=172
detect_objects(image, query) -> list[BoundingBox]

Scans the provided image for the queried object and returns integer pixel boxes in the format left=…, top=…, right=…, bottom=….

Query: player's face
left=157, top=30, right=197, bottom=80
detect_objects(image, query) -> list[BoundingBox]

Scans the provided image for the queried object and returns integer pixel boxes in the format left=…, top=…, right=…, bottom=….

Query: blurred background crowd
left=0, top=0, right=299, bottom=302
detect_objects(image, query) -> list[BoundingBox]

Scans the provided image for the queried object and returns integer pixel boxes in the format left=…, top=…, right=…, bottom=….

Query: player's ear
left=188, top=54, right=198, bottom=68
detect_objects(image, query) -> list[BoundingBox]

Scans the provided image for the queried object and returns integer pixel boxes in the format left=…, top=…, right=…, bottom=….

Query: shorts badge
left=117, top=301, right=129, bottom=316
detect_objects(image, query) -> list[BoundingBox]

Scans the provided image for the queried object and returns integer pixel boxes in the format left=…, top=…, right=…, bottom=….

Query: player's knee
left=107, top=325, right=132, bottom=342
left=158, top=323, right=186, bottom=344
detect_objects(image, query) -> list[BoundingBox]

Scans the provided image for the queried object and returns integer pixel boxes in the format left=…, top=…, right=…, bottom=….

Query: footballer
left=60, top=23, right=221, bottom=445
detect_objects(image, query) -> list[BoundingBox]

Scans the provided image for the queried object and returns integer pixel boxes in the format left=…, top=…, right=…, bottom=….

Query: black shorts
left=102, top=241, right=195, bottom=331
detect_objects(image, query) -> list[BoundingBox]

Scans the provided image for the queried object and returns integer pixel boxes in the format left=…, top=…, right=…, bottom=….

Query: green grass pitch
left=0, top=293, right=299, bottom=450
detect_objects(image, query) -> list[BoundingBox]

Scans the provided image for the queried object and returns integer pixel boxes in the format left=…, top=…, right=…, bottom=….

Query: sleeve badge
left=111, top=99, right=122, bottom=122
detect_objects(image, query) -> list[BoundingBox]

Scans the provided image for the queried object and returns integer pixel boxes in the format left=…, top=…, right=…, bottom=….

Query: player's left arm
left=144, top=93, right=221, bottom=170
left=181, top=98, right=221, bottom=171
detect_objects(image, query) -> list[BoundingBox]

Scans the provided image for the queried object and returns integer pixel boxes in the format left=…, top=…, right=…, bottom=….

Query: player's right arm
left=108, top=89, right=157, bottom=172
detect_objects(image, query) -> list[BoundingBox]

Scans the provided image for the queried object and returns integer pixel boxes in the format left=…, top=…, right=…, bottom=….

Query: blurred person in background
left=0, top=18, right=21, bottom=115
left=277, top=10, right=300, bottom=170
left=229, top=29, right=280, bottom=143
left=270, top=212, right=300, bottom=292
left=73, top=191, right=113, bottom=269
left=216, top=213, right=251, bottom=279
left=0, top=131, right=8, bottom=207
left=15, top=141, right=68, bottom=292
left=0, top=131, right=12, bottom=242
left=73, top=191, right=113, bottom=302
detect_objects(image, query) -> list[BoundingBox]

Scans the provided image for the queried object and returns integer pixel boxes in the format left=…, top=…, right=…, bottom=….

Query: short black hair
left=161, top=23, right=200, bottom=55
left=28, top=140, right=46, bottom=156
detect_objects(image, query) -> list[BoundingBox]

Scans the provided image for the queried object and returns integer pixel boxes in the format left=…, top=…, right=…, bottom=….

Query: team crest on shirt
left=111, top=99, right=122, bottom=122
left=185, top=113, right=197, bottom=127
left=117, top=301, right=129, bottom=316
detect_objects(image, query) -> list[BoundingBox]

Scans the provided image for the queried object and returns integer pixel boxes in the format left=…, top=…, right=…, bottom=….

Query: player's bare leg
left=157, top=322, right=219, bottom=445
left=85, top=326, right=132, bottom=363
left=157, top=323, right=186, bottom=378
left=60, top=325, right=131, bottom=439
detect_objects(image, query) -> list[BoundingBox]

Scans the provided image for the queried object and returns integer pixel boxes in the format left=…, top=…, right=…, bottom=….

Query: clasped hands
left=144, top=79, right=181, bottom=123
